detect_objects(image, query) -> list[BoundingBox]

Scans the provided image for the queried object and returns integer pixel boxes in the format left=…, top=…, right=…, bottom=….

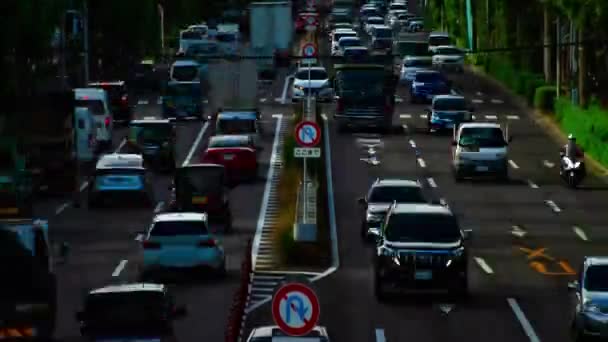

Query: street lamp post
left=158, top=4, right=165, bottom=56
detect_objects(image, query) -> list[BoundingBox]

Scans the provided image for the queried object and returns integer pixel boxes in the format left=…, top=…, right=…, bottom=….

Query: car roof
left=433, top=94, right=465, bottom=101
left=249, top=325, right=329, bottom=338
left=344, top=46, right=368, bottom=51
left=339, top=36, right=360, bottom=41
left=209, top=134, right=251, bottom=144
left=430, top=31, right=449, bottom=37
left=372, top=25, right=391, bottom=30
left=391, top=203, right=453, bottom=215
left=334, top=28, right=356, bottom=33
left=584, top=257, right=608, bottom=267
left=90, top=283, right=165, bottom=295
left=172, top=59, right=199, bottom=67
left=374, top=178, right=421, bottom=188
left=96, top=153, right=144, bottom=170
left=460, top=122, right=502, bottom=129
left=368, top=16, right=384, bottom=20
left=74, top=88, right=105, bottom=95
left=217, top=112, right=257, bottom=120
left=153, top=212, right=207, bottom=223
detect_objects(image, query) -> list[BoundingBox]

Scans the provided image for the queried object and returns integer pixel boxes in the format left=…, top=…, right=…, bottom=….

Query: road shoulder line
left=507, top=298, right=541, bottom=342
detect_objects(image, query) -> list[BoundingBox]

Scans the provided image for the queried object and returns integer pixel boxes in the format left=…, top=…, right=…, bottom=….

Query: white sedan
left=292, top=66, right=333, bottom=102
left=432, top=45, right=465, bottom=72
left=365, top=16, right=385, bottom=35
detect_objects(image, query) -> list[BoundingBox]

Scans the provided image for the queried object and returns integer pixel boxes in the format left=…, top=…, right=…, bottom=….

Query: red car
left=201, top=135, right=258, bottom=182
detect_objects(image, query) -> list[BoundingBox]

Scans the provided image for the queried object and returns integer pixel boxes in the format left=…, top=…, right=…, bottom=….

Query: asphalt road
left=29, top=58, right=293, bottom=341
left=244, top=27, right=608, bottom=342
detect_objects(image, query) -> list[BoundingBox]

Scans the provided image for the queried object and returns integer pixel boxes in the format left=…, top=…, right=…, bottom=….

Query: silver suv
left=569, top=257, right=608, bottom=340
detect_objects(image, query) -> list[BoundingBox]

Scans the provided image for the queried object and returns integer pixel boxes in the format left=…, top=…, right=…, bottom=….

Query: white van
left=74, top=107, right=97, bottom=161
left=74, top=88, right=113, bottom=150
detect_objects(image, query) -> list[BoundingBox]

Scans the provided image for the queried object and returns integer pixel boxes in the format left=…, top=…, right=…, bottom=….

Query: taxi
left=127, top=117, right=176, bottom=171
left=88, top=154, right=154, bottom=208
left=201, top=135, right=258, bottom=182
left=214, top=110, right=261, bottom=148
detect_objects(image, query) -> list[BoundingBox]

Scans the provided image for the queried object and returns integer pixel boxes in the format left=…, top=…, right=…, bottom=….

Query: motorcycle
left=560, top=152, right=586, bottom=188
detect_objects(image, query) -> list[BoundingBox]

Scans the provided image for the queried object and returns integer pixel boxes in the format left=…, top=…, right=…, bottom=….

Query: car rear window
left=208, top=137, right=250, bottom=148
left=585, top=265, right=608, bottom=291
left=434, top=98, right=466, bottom=111
left=129, top=123, right=172, bottom=142
left=339, top=38, right=361, bottom=48
left=369, top=185, right=426, bottom=203
left=217, top=119, right=256, bottom=134
left=436, top=47, right=463, bottom=55
left=368, top=18, right=384, bottom=25
left=429, top=35, right=451, bottom=46
left=151, top=220, right=208, bottom=236
left=85, top=291, right=166, bottom=322
left=334, top=32, right=357, bottom=42
left=415, top=72, right=442, bottom=82
left=216, top=33, right=236, bottom=42
left=181, top=31, right=203, bottom=40
left=95, top=168, right=144, bottom=177
left=74, top=99, right=105, bottom=115
left=386, top=213, right=461, bottom=242
left=171, top=65, right=199, bottom=81
left=404, top=59, right=432, bottom=67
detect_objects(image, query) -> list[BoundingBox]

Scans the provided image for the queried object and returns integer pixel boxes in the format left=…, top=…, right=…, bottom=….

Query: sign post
left=272, top=282, right=320, bottom=337
left=294, top=121, right=321, bottom=225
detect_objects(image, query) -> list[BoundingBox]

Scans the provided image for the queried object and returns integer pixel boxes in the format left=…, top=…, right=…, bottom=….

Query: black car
left=87, top=81, right=132, bottom=123
left=127, top=118, right=176, bottom=172
left=373, top=203, right=471, bottom=300
left=75, top=283, right=187, bottom=341
left=130, top=60, right=158, bottom=91
left=167, top=164, right=233, bottom=232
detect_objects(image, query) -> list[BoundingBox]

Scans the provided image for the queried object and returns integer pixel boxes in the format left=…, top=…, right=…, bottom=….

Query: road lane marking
left=408, top=139, right=416, bottom=148
left=545, top=200, right=561, bottom=213
left=474, top=257, right=494, bottom=274
left=507, top=115, right=520, bottom=120
left=472, top=99, right=483, bottom=104
left=427, top=177, right=437, bottom=188
left=272, top=114, right=283, bottom=119
left=508, top=160, right=519, bottom=169
left=472, top=114, right=477, bottom=120
left=79, top=181, right=89, bottom=192
left=542, top=160, right=554, bottom=168
left=417, top=158, right=426, bottom=168
left=395, top=97, right=403, bottom=103
left=572, top=226, right=589, bottom=241
left=507, top=298, right=541, bottom=342
left=485, top=114, right=498, bottom=120
left=419, top=114, right=427, bottom=119
left=137, top=99, right=148, bottom=105
left=450, top=89, right=458, bottom=95
left=375, top=329, right=386, bottom=342
left=112, top=260, right=128, bottom=277
left=491, top=99, right=504, bottom=104
left=511, top=225, right=527, bottom=238
left=402, top=124, right=409, bottom=131
left=400, top=114, right=412, bottom=119
left=476, top=91, right=483, bottom=96
left=260, top=98, right=267, bottom=103
left=157, top=98, right=162, bottom=105
left=527, top=180, right=539, bottom=189
left=55, top=202, right=70, bottom=215
left=182, top=122, right=210, bottom=166
left=154, top=201, right=164, bottom=214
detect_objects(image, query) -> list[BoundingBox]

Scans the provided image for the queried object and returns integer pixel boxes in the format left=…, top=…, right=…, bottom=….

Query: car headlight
left=584, top=302, right=601, bottom=313
left=366, top=212, right=383, bottom=223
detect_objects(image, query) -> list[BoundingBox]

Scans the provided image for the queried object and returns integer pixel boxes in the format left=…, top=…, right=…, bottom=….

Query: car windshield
left=362, top=9, right=380, bottom=16
left=74, top=99, right=104, bottom=115
left=337, top=70, right=384, bottom=95
left=434, top=98, right=467, bottom=111
left=429, top=35, right=451, bottom=46
left=129, top=123, right=171, bottom=143
left=216, top=33, right=236, bottom=42
left=390, top=4, right=407, bottom=10
left=374, top=29, right=392, bottom=38
left=177, top=166, right=224, bottom=194
left=415, top=72, right=442, bottom=83
left=339, top=39, right=361, bottom=47
left=404, top=59, right=432, bottom=67
left=459, top=127, right=507, bottom=148
left=172, top=65, right=199, bottom=81
left=167, top=83, right=196, bottom=96
left=368, top=18, right=384, bottom=25
left=208, top=137, right=250, bottom=148
left=385, top=213, right=461, bottom=243
left=217, top=118, right=255, bottom=134
left=397, top=14, right=409, bottom=20
left=151, top=221, right=208, bottom=236
left=368, top=185, right=426, bottom=203
left=181, top=31, right=203, bottom=40
left=585, top=265, right=608, bottom=291
left=436, top=47, right=462, bottom=55
left=84, top=291, right=166, bottom=326
left=295, top=69, right=328, bottom=80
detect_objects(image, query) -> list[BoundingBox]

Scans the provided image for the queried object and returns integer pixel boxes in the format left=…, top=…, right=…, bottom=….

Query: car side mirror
left=172, top=306, right=188, bottom=319
left=568, top=281, right=579, bottom=291
left=357, top=197, right=367, bottom=205
left=462, top=229, right=473, bottom=240
left=75, top=311, right=85, bottom=321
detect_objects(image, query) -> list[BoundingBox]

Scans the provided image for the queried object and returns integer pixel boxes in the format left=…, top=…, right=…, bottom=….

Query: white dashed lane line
left=511, top=225, right=527, bottom=238
left=154, top=201, right=165, bottom=214
left=112, top=259, right=128, bottom=277
left=491, top=99, right=504, bottom=104
left=54, top=202, right=70, bottom=216
left=137, top=99, right=148, bottom=105
left=408, top=139, right=416, bottom=148
left=417, top=158, right=426, bottom=168
left=572, top=226, right=590, bottom=241
left=508, top=160, right=519, bottom=169
left=507, top=115, right=520, bottom=120
left=427, top=177, right=437, bottom=188
left=474, top=257, right=494, bottom=274
left=527, top=180, right=539, bottom=189
left=400, top=114, right=412, bottom=119
left=545, top=200, right=562, bottom=213
left=485, top=114, right=498, bottom=120
left=507, top=298, right=541, bottom=342
left=543, top=160, right=555, bottom=168
left=472, top=99, right=484, bottom=104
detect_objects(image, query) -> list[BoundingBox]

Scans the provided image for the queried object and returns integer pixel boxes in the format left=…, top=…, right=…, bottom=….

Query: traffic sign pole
left=294, top=120, right=321, bottom=225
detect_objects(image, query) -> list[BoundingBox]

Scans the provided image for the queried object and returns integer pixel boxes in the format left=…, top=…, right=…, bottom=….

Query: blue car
left=409, top=70, right=452, bottom=104
left=88, top=154, right=154, bottom=208
left=426, top=95, right=474, bottom=133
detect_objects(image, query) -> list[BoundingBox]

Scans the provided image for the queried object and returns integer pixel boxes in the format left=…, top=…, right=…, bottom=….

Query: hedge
left=484, top=55, right=545, bottom=105
left=554, top=99, right=608, bottom=167
left=533, top=86, right=556, bottom=111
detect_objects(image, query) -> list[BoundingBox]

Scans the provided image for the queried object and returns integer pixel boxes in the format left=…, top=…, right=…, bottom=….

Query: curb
left=466, top=64, right=608, bottom=182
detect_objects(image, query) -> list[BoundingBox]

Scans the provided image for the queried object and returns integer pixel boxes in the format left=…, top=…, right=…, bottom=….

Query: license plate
left=476, top=165, right=489, bottom=172
left=415, top=270, right=432, bottom=280
left=192, top=196, right=208, bottom=204
left=223, top=154, right=235, bottom=160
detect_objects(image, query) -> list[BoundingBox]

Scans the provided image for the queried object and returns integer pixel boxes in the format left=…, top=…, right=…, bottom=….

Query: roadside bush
left=522, top=75, right=547, bottom=105
left=554, top=99, right=608, bottom=167
left=533, top=86, right=557, bottom=112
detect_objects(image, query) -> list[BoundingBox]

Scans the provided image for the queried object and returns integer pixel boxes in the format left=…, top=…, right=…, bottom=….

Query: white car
left=246, top=325, right=330, bottom=341
left=140, top=212, right=226, bottom=278
left=432, top=45, right=465, bottom=72
left=292, top=66, right=333, bottom=102
left=388, top=1, right=408, bottom=11
left=407, top=17, right=424, bottom=32
left=74, top=88, right=113, bottom=150
left=428, top=31, right=451, bottom=53
left=334, top=36, right=363, bottom=56
left=400, top=56, right=433, bottom=85
left=330, top=29, right=357, bottom=54
left=365, top=16, right=385, bottom=34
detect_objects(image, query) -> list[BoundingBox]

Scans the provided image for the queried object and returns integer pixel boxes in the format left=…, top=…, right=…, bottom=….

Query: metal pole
left=61, top=12, right=67, bottom=90
left=556, top=17, right=560, bottom=98
left=83, top=0, right=90, bottom=85
left=158, top=4, right=165, bottom=53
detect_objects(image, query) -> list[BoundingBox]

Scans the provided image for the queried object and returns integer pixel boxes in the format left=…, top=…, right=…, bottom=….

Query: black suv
left=87, top=81, right=132, bottom=123
left=373, top=203, right=471, bottom=300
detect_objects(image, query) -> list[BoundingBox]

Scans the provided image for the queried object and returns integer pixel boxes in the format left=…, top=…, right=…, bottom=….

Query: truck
left=2, top=91, right=80, bottom=195
left=249, top=1, right=293, bottom=79
left=332, top=60, right=397, bottom=132
left=0, top=219, right=57, bottom=339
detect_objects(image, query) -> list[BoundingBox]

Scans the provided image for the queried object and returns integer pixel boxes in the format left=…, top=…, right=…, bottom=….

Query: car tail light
left=336, top=98, right=344, bottom=112
left=198, top=239, right=216, bottom=247
left=104, top=117, right=110, bottom=127
left=121, top=95, right=128, bottom=103
left=142, top=241, right=161, bottom=249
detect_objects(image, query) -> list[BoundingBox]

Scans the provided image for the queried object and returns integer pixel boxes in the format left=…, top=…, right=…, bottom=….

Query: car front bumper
left=454, top=159, right=508, bottom=175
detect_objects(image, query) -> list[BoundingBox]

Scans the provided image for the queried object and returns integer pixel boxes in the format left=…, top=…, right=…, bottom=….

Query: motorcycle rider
left=560, top=134, right=585, bottom=175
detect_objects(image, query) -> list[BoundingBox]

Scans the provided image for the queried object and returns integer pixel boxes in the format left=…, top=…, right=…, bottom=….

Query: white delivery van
left=74, top=107, right=97, bottom=161
left=74, top=88, right=113, bottom=151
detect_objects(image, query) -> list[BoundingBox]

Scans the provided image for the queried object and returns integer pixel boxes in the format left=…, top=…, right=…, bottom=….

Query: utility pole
left=556, top=17, right=560, bottom=98
left=158, top=4, right=165, bottom=56
left=83, top=0, right=90, bottom=85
